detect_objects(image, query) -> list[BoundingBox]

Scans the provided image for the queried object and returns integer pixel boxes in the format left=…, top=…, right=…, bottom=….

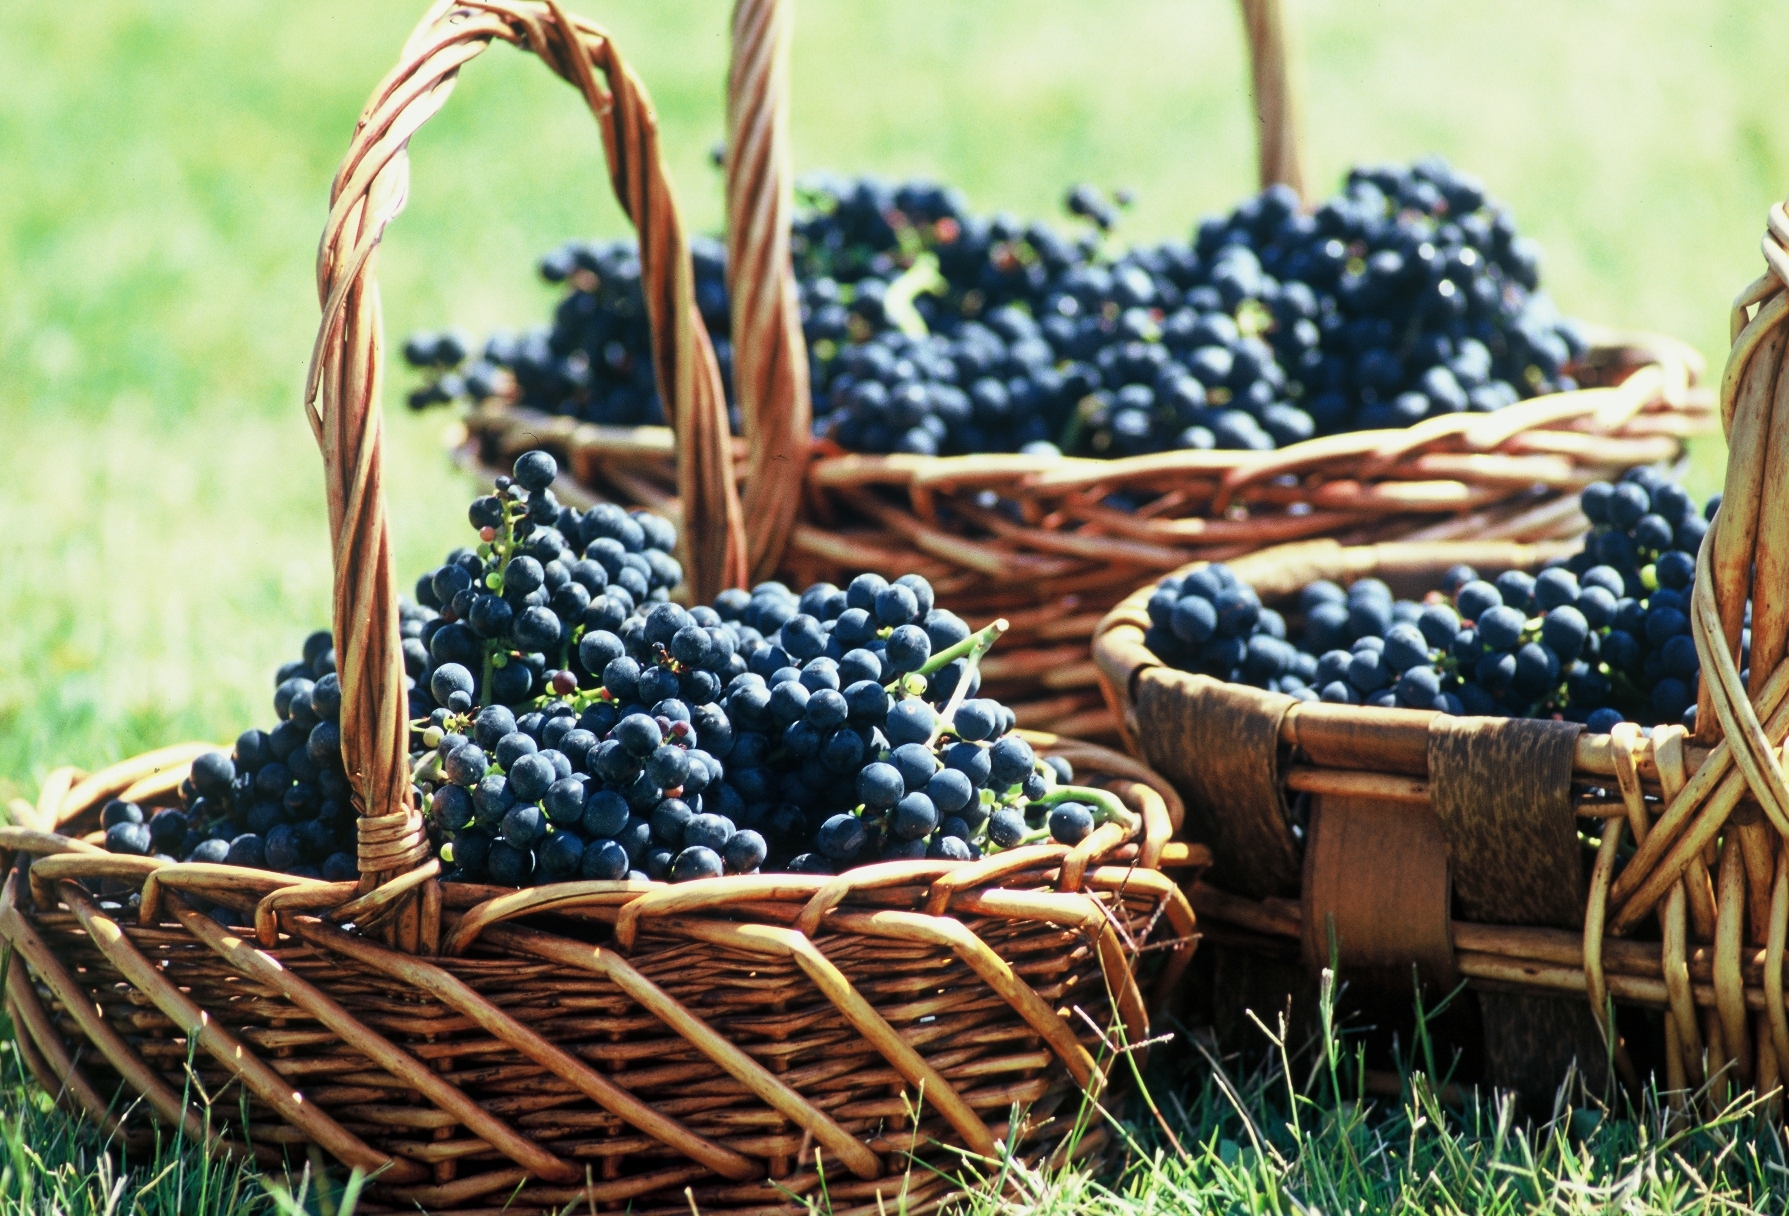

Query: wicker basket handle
left=723, top=0, right=808, bottom=582
left=1688, top=201, right=1789, bottom=783
left=304, top=0, right=746, bottom=897
left=1239, top=0, right=1306, bottom=199
left=720, top=0, right=1308, bottom=578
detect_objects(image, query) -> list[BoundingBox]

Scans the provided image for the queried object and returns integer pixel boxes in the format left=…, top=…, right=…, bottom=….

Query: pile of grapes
left=404, top=238, right=733, bottom=431
left=101, top=452, right=1130, bottom=889
left=403, top=159, right=1586, bottom=459
left=1144, top=467, right=1721, bottom=731
left=97, top=635, right=361, bottom=882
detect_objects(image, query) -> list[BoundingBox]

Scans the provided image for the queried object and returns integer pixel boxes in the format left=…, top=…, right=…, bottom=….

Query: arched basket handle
left=720, top=0, right=1308, bottom=579
left=725, top=0, right=810, bottom=582
left=1239, top=0, right=1307, bottom=199
left=304, top=0, right=746, bottom=900
left=1692, top=202, right=1789, bottom=770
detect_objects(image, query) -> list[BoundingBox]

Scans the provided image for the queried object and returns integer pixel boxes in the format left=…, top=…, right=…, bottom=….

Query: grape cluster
left=402, top=237, right=733, bottom=430
left=98, top=629, right=361, bottom=889
left=405, top=159, right=1584, bottom=464
left=100, top=450, right=676, bottom=880
left=816, top=161, right=1584, bottom=457
left=104, top=451, right=1128, bottom=887
left=426, top=562, right=1125, bottom=887
left=408, top=450, right=682, bottom=716
left=1145, top=469, right=1721, bottom=730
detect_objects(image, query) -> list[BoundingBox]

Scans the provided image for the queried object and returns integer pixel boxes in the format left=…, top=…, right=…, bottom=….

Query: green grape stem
left=917, top=618, right=1008, bottom=677
left=474, top=492, right=525, bottom=707
left=549, top=685, right=615, bottom=715
left=1030, top=784, right=1139, bottom=835
left=922, top=619, right=1008, bottom=748
left=882, top=252, right=945, bottom=339
left=412, top=748, right=443, bottom=783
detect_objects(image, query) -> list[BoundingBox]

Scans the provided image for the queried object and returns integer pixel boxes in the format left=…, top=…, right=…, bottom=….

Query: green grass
left=2, top=0, right=1787, bottom=1209
left=0, top=971, right=1786, bottom=1215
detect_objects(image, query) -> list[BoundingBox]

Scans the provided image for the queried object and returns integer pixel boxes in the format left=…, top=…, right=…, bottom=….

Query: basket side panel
left=1133, top=671, right=1300, bottom=898
left=1427, top=715, right=1586, bottom=927
left=1300, top=794, right=1454, bottom=987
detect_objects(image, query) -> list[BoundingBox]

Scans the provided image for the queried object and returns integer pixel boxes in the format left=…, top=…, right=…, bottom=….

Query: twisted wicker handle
left=304, top=0, right=745, bottom=893
left=1239, top=0, right=1306, bottom=199
left=1549, top=203, right=1789, bottom=1088
left=720, top=0, right=1307, bottom=578
left=1689, top=203, right=1789, bottom=788
left=725, top=0, right=811, bottom=583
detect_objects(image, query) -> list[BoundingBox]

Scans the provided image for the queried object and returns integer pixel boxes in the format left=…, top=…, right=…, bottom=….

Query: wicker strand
left=483, top=922, right=883, bottom=1180
left=1661, top=884, right=1706, bottom=1087
left=1713, top=844, right=1753, bottom=1084
left=0, top=875, right=228, bottom=1155
left=288, top=913, right=759, bottom=1181
left=57, top=882, right=423, bottom=1179
left=29, top=768, right=82, bottom=833
left=5, top=997, right=77, bottom=1128
left=164, top=894, right=578, bottom=1185
left=0, top=828, right=102, bottom=860
left=4, top=961, right=131, bottom=1142
left=1084, top=866, right=1203, bottom=1003
left=1690, top=547, right=1789, bottom=836
left=304, top=2, right=749, bottom=901
left=1583, top=817, right=1638, bottom=1093
left=1582, top=664, right=1789, bottom=929
left=54, top=743, right=217, bottom=832
left=536, top=0, right=747, bottom=602
left=1653, top=731, right=1709, bottom=1094
left=1237, top=0, right=1305, bottom=199
left=950, top=885, right=1151, bottom=1051
left=726, top=0, right=811, bottom=582
left=825, top=908, right=1102, bottom=1091
left=653, top=917, right=1001, bottom=1159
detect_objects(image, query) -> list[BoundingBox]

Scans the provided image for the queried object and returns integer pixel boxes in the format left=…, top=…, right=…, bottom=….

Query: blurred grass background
left=0, top=0, right=1783, bottom=803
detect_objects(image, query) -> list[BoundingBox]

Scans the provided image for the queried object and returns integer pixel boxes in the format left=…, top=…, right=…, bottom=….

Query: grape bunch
left=402, top=236, right=733, bottom=430
left=97, top=629, right=362, bottom=888
left=817, top=160, right=1584, bottom=458
left=403, top=159, right=1587, bottom=464
left=426, top=564, right=1128, bottom=886
left=407, top=450, right=682, bottom=716
left=98, top=450, right=677, bottom=881
left=104, top=451, right=1130, bottom=888
left=1145, top=468, right=1722, bottom=731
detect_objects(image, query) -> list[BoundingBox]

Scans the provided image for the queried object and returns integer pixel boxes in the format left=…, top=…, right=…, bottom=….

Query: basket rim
left=10, top=729, right=1187, bottom=926
left=464, top=325, right=1709, bottom=492
left=1086, top=535, right=1665, bottom=765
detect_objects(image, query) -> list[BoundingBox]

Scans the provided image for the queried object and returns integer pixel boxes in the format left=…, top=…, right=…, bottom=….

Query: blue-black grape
left=406, top=162, right=1584, bottom=467
left=120, top=456, right=1107, bottom=890
left=1142, top=469, right=1721, bottom=732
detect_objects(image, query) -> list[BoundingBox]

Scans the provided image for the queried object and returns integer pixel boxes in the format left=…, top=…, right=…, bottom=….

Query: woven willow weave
left=1097, top=216, right=1789, bottom=1110
left=0, top=6, right=1200, bottom=1211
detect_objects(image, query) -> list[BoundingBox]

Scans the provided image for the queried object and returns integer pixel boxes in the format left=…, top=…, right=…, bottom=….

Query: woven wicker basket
left=1092, top=219, right=1789, bottom=1113
left=3, top=731, right=1192, bottom=1214
left=0, top=6, right=1201, bottom=1211
left=457, top=0, right=1711, bottom=742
